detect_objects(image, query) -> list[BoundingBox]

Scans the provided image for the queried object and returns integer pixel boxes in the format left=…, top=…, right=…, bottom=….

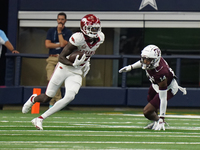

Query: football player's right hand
left=83, top=61, right=90, bottom=77
left=152, top=118, right=166, bottom=131
left=72, top=54, right=86, bottom=68
left=119, top=65, right=132, bottom=73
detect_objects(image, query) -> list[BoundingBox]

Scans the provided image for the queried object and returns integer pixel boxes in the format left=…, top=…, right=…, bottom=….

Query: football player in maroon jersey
left=119, top=45, right=186, bottom=130
left=22, top=14, right=105, bottom=130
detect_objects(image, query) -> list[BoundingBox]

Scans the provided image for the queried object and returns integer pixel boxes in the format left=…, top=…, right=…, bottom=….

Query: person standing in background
left=0, top=29, right=19, bottom=56
left=0, top=29, right=19, bottom=85
left=45, top=12, right=72, bottom=108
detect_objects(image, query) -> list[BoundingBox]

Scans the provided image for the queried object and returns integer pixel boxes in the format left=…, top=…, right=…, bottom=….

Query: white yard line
left=1, top=133, right=200, bottom=138
left=0, top=141, right=200, bottom=145
left=104, top=114, right=200, bottom=119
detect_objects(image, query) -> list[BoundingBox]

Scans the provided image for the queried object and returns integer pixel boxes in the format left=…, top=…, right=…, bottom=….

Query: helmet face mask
left=140, top=45, right=161, bottom=70
left=80, top=14, right=101, bottom=38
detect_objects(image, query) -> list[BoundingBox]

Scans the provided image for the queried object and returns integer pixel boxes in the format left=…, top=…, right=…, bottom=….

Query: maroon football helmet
left=80, top=14, right=101, bottom=38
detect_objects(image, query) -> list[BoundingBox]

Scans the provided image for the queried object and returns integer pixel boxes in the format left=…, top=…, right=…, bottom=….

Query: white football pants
left=41, top=63, right=82, bottom=119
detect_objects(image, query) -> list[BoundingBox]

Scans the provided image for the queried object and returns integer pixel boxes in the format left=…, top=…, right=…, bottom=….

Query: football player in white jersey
left=22, top=14, right=105, bottom=130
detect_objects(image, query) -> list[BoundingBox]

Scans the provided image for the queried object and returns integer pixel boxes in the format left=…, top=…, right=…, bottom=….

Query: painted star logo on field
left=139, top=0, right=158, bottom=10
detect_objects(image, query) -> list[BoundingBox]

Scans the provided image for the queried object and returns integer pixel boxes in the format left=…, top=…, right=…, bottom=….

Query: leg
left=143, top=102, right=159, bottom=121
left=40, top=74, right=82, bottom=119
left=46, top=56, right=61, bottom=106
left=34, top=94, right=51, bottom=103
left=22, top=93, right=52, bottom=114
left=31, top=73, right=82, bottom=130
left=144, top=87, right=175, bottom=122
left=143, top=85, right=159, bottom=121
left=49, top=88, right=62, bottom=107
left=22, top=63, right=65, bottom=114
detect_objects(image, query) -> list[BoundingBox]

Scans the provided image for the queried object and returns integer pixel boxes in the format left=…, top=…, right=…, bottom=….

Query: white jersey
left=64, top=31, right=105, bottom=74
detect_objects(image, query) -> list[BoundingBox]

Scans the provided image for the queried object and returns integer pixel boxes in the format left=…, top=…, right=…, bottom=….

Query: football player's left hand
left=119, top=65, right=132, bottom=73
left=72, top=54, right=86, bottom=68
left=152, top=118, right=166, bottom=131
left=83, top=61, right=90, bottom=77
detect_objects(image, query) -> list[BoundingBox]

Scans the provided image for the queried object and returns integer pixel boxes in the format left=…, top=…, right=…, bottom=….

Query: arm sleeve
left=0, top=30, right=8, bottom=44
left=158, top=89, right=167, bottom=117
left=69, top=33, right=84, bottom=46
left=131, top=60, right=142, bottom=69
left=64, top=30, right=73, bottom=41
left=46, top=29, right=53, bottom=40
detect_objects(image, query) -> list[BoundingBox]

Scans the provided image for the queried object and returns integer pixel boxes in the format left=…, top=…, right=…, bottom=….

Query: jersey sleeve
left=46, top=28, right=53, bottom=41
left=69, top=32, right=85, bottom=46
left=64, top=30, right=72, bottom=41
left=0, top=30, right=8, bottom=44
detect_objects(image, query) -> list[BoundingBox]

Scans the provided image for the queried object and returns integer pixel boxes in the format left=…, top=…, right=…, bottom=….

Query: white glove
left=152, top=118, right=166, bottom=131
left=83, top=61, right=90, bottom=77
left=72, top=54, right=86, bottom=68
left=119, top=65, right=132, bottom=73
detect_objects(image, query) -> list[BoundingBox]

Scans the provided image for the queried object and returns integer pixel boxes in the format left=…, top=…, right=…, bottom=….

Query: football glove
left=152, top=118, right=166, bottom=131
left=83, top=61, right=90, bottom=77
left=72, top=54, right=86, bottom=68
left=119, top=65, right=132, bottom=73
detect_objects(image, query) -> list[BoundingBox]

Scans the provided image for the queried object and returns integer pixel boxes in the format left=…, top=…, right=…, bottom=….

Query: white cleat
left=31, top=118, right=43, bottom=130
left=22, top=94, right=37, bottom=113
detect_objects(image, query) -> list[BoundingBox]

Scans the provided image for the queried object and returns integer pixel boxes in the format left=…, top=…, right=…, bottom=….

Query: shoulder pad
left=69, top=32, right=85, bottom=46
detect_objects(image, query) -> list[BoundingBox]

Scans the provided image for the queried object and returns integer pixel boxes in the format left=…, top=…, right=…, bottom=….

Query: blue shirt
left=46, top=27, right=72, bottom=55
left=0, top=29, right=9, bottom=57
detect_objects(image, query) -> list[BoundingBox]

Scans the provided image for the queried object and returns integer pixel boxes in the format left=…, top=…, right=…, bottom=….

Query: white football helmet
left=140, top=45, right=161, bottom=70
left=80, top=14, right=101, bottom=38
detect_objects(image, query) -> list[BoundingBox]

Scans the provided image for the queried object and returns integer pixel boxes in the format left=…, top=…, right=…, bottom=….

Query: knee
left=143, top=105, right=153, bottom=118
left=64, top=92, right=75, bottom=101
left=63, top=91, right=76, bottom=102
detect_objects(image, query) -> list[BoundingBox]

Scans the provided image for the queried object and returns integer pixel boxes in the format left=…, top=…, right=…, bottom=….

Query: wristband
left=58, top=33, right=62, bottom=35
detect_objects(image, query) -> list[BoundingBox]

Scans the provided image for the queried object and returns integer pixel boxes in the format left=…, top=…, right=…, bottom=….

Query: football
left=68, top=51, right=85, bottom=63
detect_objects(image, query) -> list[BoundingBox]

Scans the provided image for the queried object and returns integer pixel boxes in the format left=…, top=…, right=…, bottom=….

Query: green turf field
left=1, top=108, right=200, bottom=149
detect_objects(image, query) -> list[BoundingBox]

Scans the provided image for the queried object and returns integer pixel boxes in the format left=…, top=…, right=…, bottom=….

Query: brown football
left=68, top=51, right=85, bottom=63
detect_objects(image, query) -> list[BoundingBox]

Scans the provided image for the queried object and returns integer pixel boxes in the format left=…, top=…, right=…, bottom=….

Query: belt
left=49, top=54, right=59, bottom=57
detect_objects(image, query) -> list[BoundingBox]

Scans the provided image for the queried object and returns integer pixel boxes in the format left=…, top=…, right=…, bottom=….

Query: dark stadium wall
left=0, top=86, right=199, bottom=108
left=18, top=0, right=200, bottom=11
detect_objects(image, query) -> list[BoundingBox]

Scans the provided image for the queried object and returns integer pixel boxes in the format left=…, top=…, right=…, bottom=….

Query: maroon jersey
left=146, top=57, right=175, bottom=86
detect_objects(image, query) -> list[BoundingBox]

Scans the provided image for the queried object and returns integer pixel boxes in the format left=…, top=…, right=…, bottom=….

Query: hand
left=152, top=118, right=166, bottom=131
left=119, top=65, right=132, bottom=73
left=57, top=24, right=63, bottom=32
left=83, top=61, right=90, bottom=77
left=12, top=50, right=19, bottom=54
left=72, top=54, right=86, bottom=68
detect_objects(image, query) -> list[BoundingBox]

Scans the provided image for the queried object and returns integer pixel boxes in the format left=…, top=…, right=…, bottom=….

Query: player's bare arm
left=58, top=42, right=77, bottom=66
